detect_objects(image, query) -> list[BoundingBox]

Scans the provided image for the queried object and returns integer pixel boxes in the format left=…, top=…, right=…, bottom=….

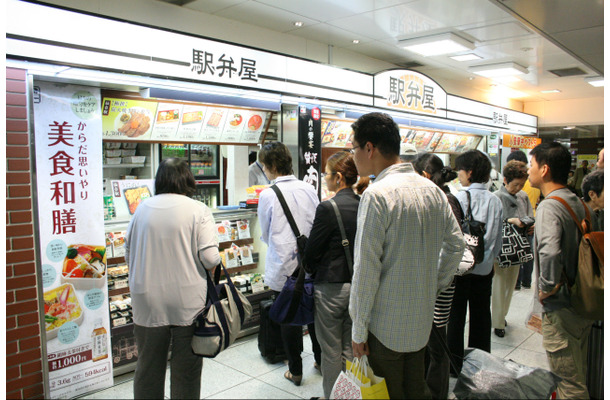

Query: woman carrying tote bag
left=303, top=151, right=369, bottom=399
left=491, top=160, right=534, bottom=337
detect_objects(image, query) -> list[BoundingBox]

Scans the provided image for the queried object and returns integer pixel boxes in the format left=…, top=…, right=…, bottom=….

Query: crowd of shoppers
left=126, top=112, right=601, bottom=399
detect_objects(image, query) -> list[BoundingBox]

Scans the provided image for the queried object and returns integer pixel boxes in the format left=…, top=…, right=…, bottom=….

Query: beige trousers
left=491, top=262, right=520, bottom=330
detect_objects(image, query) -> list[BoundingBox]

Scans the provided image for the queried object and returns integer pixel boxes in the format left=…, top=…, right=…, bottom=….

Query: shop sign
left=373, top=70, right=447, bottom=117
left=298, top=104, right=322, bottom=197
left=190, top=48, right=258, bottom=83
left=492, top=111, right=509, bottom=126
left=502, top=134, right=541, bottom=149
left=33, top=82, right=113, bottom=398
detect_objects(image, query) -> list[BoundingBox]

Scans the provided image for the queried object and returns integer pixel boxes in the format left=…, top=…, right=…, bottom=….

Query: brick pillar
left=6, top=67, right=45, bottom=399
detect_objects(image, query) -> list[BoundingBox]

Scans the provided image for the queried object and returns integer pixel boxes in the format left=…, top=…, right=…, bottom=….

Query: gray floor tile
left=490, top=341, right=515, bottom=358
left=163, top=358, right=253, bottom=399
left=206, top=379, right=300, bottom=399
left=78, top=380, right=134, bottom=399
left=257, top=354, right=324, bottom=399
left=516, top=330, right=546, bottom=353
left=212, top=336, right=287, bottom=377
left=490, top=323, right=533, bottom=348
left=504, top=347, right=550, bottom=370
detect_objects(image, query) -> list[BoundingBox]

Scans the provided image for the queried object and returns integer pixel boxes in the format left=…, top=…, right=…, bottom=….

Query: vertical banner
left=34, top=82, right=113, bottom=398
left=298, top=104, right=322, bottom=197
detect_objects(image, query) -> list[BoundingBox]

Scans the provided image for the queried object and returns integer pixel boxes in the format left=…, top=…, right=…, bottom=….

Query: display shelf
left=103, top=163, right=146, bottom=169
left=212, top=208, right=257, bottom=221
left=219, top=238, right=254, bottom=249
left=108, top=287, right=130, bottom=297
left=226, top=263, right=258, bottom=274
left=107, top=256, right=126, bottom=265
left=111, top=322, right=134, bottom=335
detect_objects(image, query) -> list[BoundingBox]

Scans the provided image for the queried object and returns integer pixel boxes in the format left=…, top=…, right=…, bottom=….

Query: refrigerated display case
left=160, top=143, right=222, bottom=208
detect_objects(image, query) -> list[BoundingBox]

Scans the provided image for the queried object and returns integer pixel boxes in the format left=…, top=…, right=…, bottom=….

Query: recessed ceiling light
left=469, top=62, right=529, bottom=78
left=294, top=21, right=304, bottom=27
left=540, top=89, right=561, bottom=93
left=398, top=32, right=475, bottom=57
left=450, top=53, right=482, bottom=62
left=352, top=39, right=360, bottom=44
left=585, top=76, right=604, bottom=87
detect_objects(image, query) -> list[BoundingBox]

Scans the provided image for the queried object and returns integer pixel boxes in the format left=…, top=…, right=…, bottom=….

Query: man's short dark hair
left=582, top=170, right=604, bottom=202
left=529, top=142, right=572, bottom=185
left=351, top=112, right=400, bottom=158
left=454, top=150, right=492, bottom=184
left=507, top=150, right=528, bottom=164
left=155, top=158, right=196, bottom=197
left=260, top=142, right=293, bottom=175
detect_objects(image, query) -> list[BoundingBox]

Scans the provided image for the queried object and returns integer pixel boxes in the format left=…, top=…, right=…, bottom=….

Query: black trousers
left=273, top=290, right=321, bottom=376
left=518, top=235, right=534, bottom=287
left=425, top=325, right=450, bottom=400
left=447, top=271, right=493, bottom=374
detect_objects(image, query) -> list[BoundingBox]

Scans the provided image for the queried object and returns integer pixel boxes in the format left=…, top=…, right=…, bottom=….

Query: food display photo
left=61, top=244, right=107, bottom=289
left=44, top=283, right=84, bottom=339
left=102, top=98, right=158, bottom=140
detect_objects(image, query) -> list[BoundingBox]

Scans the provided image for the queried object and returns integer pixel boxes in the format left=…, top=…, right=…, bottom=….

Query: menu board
left=176, top=105, right=208, bottom=141
left=425, top=132, right=443, bottom=152
left=321, top=120, right=352, bottom=148
left=220, top=109, right=248, bottom=142
left=35, top=82, right=113, bottom=398
left=110, top=179, right=156, bottom=220
left=150, top=102, right=182, bottom=140
left=239, top=112, right=267, bottom=143
left=434, top=133, right=481, bottom=153
left=200, top=107, right=229, bottom=141
left=101, top=98, right=158, bottom=140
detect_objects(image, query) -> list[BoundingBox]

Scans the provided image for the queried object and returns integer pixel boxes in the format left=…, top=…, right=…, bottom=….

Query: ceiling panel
left=184, top=0, right=249, bottom=14
left=463, top=21, right=532, bottom=42
left=212, top=1, right=319, bottom=33
left=290, top=23, right=376, bottom=46
left=254, top=0, right=410, bottom=23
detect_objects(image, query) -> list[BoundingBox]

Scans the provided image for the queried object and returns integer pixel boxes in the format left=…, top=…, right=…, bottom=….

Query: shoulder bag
left=329, top=198, right=353, bottom=274
left=192, top=262, right=253, bottom=357
left=456, top=190, right=486, bottom=276
left=267, top=184, right=315, bottom=326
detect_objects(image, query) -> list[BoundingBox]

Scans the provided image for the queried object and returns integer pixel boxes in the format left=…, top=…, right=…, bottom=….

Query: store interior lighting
left=584, top=76, right=604, bottom=87
left=450, top=53, right=482, bottom=62
left=468, top=62, right=529, bottom=78
left=398, top=32, right=475, bottom=57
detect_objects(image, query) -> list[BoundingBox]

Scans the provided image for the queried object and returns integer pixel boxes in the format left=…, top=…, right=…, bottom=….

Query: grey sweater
left=534, top=188, right=589, bottom=312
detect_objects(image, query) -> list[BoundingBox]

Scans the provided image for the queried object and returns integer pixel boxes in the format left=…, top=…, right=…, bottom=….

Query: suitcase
left=258, top=298, right=287, bottom=364
left=587, top=321, right=603, bottom=399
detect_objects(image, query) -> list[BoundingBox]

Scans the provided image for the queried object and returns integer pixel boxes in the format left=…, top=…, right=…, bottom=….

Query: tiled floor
left=79, top=288, right=549, bottom=399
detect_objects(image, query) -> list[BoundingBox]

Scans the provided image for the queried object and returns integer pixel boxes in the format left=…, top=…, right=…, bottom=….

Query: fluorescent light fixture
left=450, top=53, right=482, bottom=62
left=585, top=76, right=604, bottom=87
left=399, top=32, right=475, bottom=57
left=293, top=21, right=304, bottom=27
left=540, top=89, right=561, bottom=93
left=352, top=39, right=360, bottom=44
left=469, top=62, right=529, bottom=78
left=492, top=76, right=520, bottom=84
left=563, top=126, right=576, bottom=130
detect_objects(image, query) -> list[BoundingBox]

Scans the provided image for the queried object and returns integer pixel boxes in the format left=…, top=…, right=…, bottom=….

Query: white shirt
left=249, top=162, right=270, bottom=186
left=258, top=175, right=319, bottom=291
left=349, top=163, right=464, bottom=353
left=125, top=194, right=219, bottom=327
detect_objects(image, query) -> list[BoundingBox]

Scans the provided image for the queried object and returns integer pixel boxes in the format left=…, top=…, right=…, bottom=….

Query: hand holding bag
left=497, top=220, right=534, bottom=268
left=191, top=263, right=252, bottom=357
left=268, top=184, right=315, bottom=326
left=330, top=356, right=389, bottom=400
left=461, top=190, right=486, bottom=264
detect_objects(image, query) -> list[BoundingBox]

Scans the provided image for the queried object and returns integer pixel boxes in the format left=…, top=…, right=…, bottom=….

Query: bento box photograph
left=60, top=244, right=107, bottom=289
left=44, top=283, right=84, bottom=340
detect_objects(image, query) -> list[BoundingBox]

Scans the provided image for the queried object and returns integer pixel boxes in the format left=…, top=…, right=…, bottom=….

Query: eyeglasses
left=321, top=172, right=335, bottom=178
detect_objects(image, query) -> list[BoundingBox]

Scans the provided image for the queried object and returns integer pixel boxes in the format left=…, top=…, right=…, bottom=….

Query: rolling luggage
left=257, top=298, right=287, bottom=364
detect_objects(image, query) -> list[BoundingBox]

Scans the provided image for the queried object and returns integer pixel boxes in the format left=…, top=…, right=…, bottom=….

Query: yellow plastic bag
left=331, top=356, right=389, bottom=399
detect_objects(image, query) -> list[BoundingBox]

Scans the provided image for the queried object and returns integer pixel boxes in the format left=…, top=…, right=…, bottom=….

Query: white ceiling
left=171, top=0, right=604, bottom=104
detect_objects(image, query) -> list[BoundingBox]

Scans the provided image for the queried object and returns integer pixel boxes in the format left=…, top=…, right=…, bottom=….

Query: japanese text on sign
left=503, top=134, right=541, bottom=149
left=388, top=76, right=436, bottom=113
left=47, top=120, right=90, bottom=235
left=492, top=112, right=509, bottom=126
left=191, top=49, right=258, bottom=82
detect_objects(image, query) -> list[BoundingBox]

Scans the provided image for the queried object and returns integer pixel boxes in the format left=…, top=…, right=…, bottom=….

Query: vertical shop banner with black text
left=34, top=82, right=113, bottom=398
left=298, top=104, right=322, bottom=197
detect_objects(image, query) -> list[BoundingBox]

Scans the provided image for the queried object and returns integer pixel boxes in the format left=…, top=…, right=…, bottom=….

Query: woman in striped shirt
left=414, top=153, right=464, bottom=400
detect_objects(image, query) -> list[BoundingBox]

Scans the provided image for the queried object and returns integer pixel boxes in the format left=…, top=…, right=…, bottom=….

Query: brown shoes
left=284, top=370, right=302, bottom=386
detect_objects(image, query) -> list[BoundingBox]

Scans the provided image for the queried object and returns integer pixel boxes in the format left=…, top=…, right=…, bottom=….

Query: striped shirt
left=349, top=163, right=465, bottom=353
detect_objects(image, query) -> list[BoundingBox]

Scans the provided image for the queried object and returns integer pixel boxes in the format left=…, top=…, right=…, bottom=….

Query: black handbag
left=497, top=220, right=533, bottom=268
left=268, top=185, right=314, bottom=326
left=462, top=190, right=486, bottom=264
